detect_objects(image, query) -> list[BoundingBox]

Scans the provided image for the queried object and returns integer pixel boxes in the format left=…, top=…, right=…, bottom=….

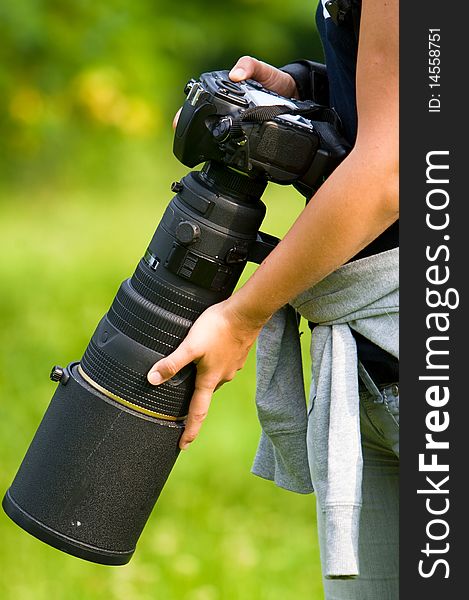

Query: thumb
left=172, top=107, right=182, bottom=130
left=229, top=56, right=294, bottom=96
left=229, top=56, right=273, bottom=84
left=148, top=344, right=195, bottom=385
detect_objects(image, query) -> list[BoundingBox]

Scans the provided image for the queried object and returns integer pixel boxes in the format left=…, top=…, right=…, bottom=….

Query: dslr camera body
left=174, top=69, right=349, bottom=196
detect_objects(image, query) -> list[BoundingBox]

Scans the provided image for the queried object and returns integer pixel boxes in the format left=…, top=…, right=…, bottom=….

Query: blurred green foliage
left=0, top=0, right=322, bottom=188
left=1, top=2, right=324, bottom=598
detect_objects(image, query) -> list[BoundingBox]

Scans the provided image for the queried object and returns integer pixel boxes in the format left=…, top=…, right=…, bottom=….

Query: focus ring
left=107, top=280, right=192, bottom=353
left=107, top=307, right=183, bottom=355
left=117, top=280, right=193, bottom=334
left=81, top=341, right=193, bottom=418
left=131, top=261, right=211, bottom=319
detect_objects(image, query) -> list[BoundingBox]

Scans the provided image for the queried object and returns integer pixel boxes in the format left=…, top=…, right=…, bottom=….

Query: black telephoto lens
left=2, top=162, right=267, bottom=565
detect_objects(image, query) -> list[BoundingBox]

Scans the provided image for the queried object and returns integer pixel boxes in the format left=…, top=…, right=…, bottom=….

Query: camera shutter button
left=216, top=78, right=245, bottom=96
left=175, top=221, right=200, bottom=245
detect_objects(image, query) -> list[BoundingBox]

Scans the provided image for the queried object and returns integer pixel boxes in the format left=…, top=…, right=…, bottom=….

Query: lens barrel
left=3, top=164, right=267, bottom=565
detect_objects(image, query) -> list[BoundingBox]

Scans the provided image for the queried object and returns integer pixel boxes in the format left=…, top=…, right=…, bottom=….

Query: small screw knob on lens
left=171, top=181, right=184, bottom=193
left=50, top=365, right=64, bottom=382
left=175, top=221, right=201, bottom=245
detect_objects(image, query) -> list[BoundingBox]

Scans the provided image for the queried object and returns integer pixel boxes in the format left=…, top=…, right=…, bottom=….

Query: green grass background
left=1, top=1, right=325, bottom=595
left=0, top=141, right=323, bottom=599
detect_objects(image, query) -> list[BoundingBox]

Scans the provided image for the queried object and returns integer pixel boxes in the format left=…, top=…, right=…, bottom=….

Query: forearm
left=229, top=147, right=399, bottom=325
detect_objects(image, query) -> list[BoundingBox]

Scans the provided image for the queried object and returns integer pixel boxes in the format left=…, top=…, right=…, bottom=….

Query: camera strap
left=240, top=101, right=340, bottom=128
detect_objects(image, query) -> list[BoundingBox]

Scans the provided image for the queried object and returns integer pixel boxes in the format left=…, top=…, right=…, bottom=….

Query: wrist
left=223, top=291, right=273, bottom=332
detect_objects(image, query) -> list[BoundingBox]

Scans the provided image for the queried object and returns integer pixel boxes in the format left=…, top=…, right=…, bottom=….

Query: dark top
left=318, top=0, right=398, bottom=383
left=285, top=0, right=399, bottom=384
left=315, top=0, right=399, bottom=260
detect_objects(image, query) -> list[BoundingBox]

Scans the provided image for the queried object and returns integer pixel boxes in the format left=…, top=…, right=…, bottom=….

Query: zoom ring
left=131, top=260, right=212, bottom=320
left=81, top=340, right=193, bottom=418
left=107, top=307, right=185, bottom=355
left=107, top=279, right=192, bottom=354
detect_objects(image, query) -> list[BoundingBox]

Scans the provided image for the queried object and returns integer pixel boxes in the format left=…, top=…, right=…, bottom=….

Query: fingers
left=147, top=343, right=195, bottom=385
left=214, top=371, right=236, bottom=391
left=229, top=56, right=298, bottom=98
left=172, top=107, right=182, bottom=130
left=229, top=56, right=275, bottom=86
left=179, top=384, right=214, bottom=450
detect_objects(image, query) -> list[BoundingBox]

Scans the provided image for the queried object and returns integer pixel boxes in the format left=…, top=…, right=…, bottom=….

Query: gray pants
left=317, top=366, right=399, bottom=600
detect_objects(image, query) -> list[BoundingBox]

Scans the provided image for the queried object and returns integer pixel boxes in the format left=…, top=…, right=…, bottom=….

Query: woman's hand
left=172, top=56, right=298, bottom=129
left=228, top=56, right=298, bottom=98
left=147, top=299, right=265, bottom=450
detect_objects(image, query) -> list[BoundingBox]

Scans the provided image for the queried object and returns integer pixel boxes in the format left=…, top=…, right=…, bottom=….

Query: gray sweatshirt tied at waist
left=252, top=247, right=399, bottom=578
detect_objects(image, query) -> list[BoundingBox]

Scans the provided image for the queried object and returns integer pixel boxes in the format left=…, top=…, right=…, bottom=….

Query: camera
left=3, top=68, right=349, bottom=565
left=174, top=69, right=349, bottom=196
